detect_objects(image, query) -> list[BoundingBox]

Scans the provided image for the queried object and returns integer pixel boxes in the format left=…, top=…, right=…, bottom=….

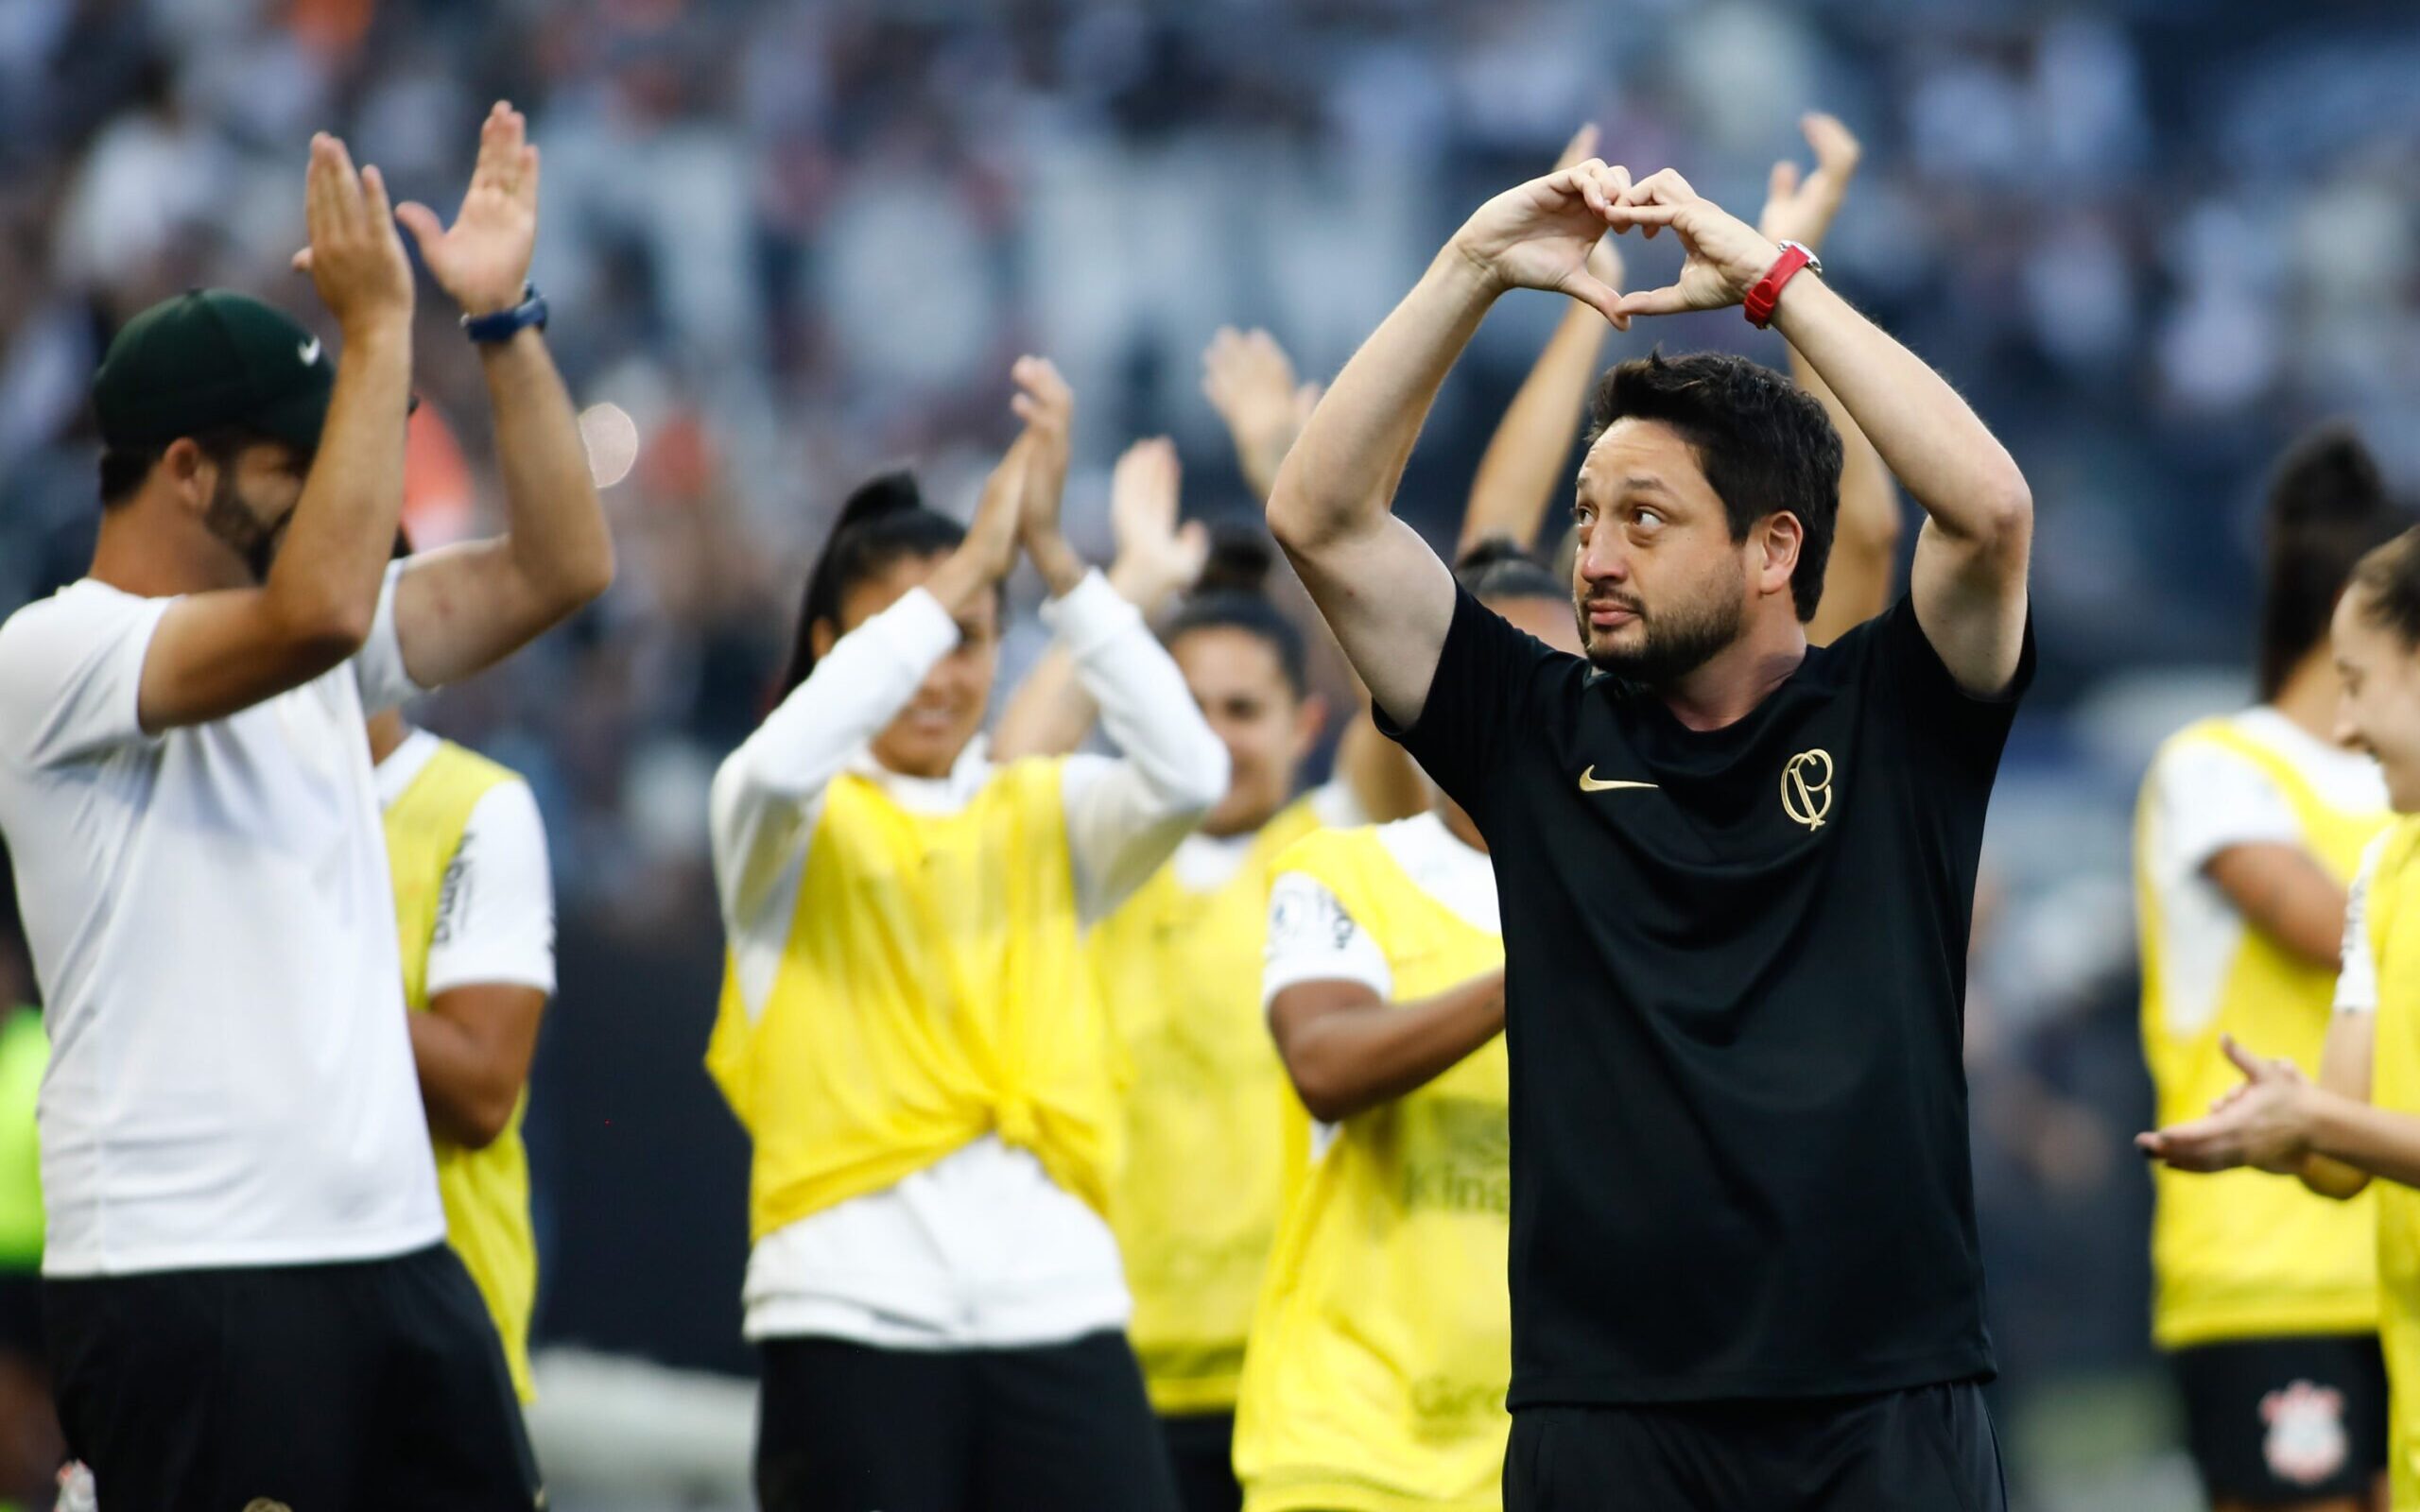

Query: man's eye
left=1635, top=508, right=1663, bottom=528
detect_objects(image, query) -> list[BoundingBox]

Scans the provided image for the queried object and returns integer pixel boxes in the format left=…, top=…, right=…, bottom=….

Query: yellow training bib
left=706, top=760, right=1120, bottom=1243
left=2360, top=817, right=2420, bottom=1508
left=2138, top=714, right=2386, bottom=1348
left=386, top=739, right=540, bottom=1403
left=1236, top=822, right=1509, bottom=1512
left=1096, top=795, right=1324, bottom=1416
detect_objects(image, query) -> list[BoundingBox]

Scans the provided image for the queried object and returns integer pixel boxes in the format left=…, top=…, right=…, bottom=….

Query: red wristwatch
left=1743, top=241, right=1821, bottom=329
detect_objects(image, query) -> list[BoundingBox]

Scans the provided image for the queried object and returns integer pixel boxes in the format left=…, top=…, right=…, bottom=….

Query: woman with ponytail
left=706, top=359, right=1227, bottom=1512
left=1234, top=540, right=1580, bottom=1512
left=2134, top=424, right=2410, bottom=1512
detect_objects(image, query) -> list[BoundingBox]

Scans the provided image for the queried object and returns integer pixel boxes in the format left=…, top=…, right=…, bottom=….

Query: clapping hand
left=1757, top=112, right=1861, bottom=255
left=396, top=101, right=541, bottom=318
left=2135, top=1036, right=2317, bottom=1177
left=1106, top=438, right=1206, bottom=614
left=1201, top=328, right=1320, bottom=505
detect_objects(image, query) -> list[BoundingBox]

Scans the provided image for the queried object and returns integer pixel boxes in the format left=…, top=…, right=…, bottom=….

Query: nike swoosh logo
left=298, top=337, right=321, bottom=366
left=1578, top=766, right=1658, bottom=793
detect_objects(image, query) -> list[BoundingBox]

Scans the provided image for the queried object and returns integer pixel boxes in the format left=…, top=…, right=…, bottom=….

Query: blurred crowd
left=2, top=0, right=2418, bottom=1503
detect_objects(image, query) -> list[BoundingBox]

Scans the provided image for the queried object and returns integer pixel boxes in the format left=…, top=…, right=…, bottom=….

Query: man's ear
left=1757, top=511, right=1805, bottom=600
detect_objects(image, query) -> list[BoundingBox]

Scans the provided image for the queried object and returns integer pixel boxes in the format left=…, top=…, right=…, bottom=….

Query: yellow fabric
left=705, top=760, right=1120, bottom=1244
left=385, top=739, right=539, bottom=1403
left=1235, top=825, right=1510, bottom=1512
left=2362, top=817, right=2420, bottom=1509
left=1096, top=795, right=1324, bottom=1416
left=2137, top=715, right=2387, bottom=1348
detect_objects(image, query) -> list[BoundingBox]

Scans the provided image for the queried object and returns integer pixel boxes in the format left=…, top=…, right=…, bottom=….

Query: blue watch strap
left=461, top=285, right=547, bottom=344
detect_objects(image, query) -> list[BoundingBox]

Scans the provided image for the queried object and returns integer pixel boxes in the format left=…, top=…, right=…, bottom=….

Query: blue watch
left=461, top=284, right=547, bottom=344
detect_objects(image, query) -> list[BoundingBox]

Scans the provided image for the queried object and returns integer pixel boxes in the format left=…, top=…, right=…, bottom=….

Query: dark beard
left=200, top=476, right=284, bottom=584
left=1581, top=584, right=1745, bottom=686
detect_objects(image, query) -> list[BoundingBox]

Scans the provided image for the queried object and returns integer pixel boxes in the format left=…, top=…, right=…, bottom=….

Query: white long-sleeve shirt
left=710, top=569, right=1228, bottom=1348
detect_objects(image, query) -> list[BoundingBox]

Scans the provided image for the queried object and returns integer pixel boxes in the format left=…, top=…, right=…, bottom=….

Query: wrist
left=457, top=277, right=534, bottom=320
left=338, top=307, right=414, bottom=348
left=1440, top=232, right=1511, bottom=301
left=1028, top=532, right=1086, bottom=596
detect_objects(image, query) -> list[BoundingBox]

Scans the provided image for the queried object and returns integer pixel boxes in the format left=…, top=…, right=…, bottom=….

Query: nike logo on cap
left=1578, top=766, right=1657, bottom=793
left=298, top=337, right=321, bottom=366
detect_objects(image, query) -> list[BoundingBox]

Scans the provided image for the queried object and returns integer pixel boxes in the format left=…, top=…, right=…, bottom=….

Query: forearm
left=266, top=318, right=413, bottom=640
left=1769, top=277, right=2029, bottom=544
left=992, top=646, right=1096, bottom=761
left=480, top=330, right=615, bottom=607
left=725, top=589, right=957, bottom=802
left=1055, top=573, right=1227, bottom=816
left=407, top=1012, right=519, bottom=1149
left=1792, top=343, right=1901, bottom=644
left=1270, top=248, right=1501, bottom=551
left=1461, top=301, right=1609, bottom=555
left=1284, top=975, right=1505, bottom=1123
left=1336, top=704, right=1426, bottom=823
left=2305, top=1091, right=2420, bottom=1193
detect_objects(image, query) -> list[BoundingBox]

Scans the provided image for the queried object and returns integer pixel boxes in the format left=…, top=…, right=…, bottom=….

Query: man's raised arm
left=1610, top=170, right=2031, bottom=695
left=1268, top=159, right=1634, bottom=728
left=385, top=103, right=614, bottom=689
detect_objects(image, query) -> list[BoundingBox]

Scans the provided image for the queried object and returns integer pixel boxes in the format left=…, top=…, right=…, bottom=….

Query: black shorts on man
left=44, top=1244, right=539, bottom=1511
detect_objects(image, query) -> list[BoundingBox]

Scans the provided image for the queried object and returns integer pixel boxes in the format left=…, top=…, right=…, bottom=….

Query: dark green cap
left=92, top=289, right=335, bottom=455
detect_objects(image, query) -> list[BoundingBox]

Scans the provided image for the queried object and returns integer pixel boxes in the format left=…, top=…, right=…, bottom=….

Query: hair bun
left=1454, top=535, right=1534, bottom=575
left=1195, top=524, right=1278, bottom=598
left=838, top=470, right=925, bottom=527
left=2270, top=424, right=2386, bottom=529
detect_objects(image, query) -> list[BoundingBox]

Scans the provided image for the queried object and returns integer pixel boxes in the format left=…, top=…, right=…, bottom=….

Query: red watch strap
left=1743, top=244, right=1815, bottom=329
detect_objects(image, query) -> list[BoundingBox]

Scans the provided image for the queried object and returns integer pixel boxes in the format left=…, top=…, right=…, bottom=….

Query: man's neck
left=88, top=508, right=243, bottom=599
left=1653, top=613, right=1810, bottom=732
left=2270, top=654, right=2342, bottom=745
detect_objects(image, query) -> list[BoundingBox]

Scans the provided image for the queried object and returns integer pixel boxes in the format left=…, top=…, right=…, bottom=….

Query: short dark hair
left=2349, top=526, right=2420, bottom=651
left=1584, top=351, right=1841, bottom=622
left=2257, top=424, right=2407, bottom=699
left=1165, top=527, right=1308, bottom=698
left=96, top=424, right=280, bottom=510
left=1455, top=536, right=1564, bottom=605
left=780, top=471, right=969, bottom=697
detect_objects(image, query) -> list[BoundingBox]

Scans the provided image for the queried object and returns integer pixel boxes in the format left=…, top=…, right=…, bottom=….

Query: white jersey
left=0, top=566, right=445, bottom=1275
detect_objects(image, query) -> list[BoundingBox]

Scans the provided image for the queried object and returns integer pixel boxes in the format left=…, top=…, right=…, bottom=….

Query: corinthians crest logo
left=1781, top=748, right=1834, bottom=831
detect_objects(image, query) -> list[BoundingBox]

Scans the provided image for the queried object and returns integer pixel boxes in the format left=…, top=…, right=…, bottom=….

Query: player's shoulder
left=1274, top=819, right=1398, bottom=886
left=428, top=736, right=528, bottom=794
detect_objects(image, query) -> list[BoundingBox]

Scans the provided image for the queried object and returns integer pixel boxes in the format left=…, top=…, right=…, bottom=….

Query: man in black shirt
left=1266, top=157, right=2031, bottom=1508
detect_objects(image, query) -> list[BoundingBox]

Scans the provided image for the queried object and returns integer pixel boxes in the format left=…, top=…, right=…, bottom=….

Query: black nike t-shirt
left=1384, top=587, right=2031, bottom=1407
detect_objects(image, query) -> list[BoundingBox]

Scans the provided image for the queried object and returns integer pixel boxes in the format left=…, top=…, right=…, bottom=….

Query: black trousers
left=1506, top=1381, right=2005, bottom=1512
left=756, top=1332, right=1183, bottom=1512
left=1160, top=1411, right=1241, bottom=1512
left=43, top=1243, right=539, bottom=1512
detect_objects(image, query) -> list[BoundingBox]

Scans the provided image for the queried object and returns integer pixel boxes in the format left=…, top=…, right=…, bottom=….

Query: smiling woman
left=703, top=357, right=1230, bottom=1512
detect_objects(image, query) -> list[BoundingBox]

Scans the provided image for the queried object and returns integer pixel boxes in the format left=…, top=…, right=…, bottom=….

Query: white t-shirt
left=2335, top=831, right=2392, bottom=1018
left=0, top=568, right=445, bottom=1276
left=373, top=728, right=556, bottom=998
left=2140, top=706, right=2386, bottom=1036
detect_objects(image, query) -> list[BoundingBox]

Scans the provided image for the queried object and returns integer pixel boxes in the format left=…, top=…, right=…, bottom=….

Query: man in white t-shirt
left=0, top=106, right=612, bottom=1509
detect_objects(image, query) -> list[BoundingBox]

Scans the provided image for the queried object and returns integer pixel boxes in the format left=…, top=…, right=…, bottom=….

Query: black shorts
left=44, top=1243, right=539, bottom=1512
left=755, top=1331, right=1182, bottom=1512
left=1506, top=1381, right=2005, bottom=1512
left=2170, top=1333, right=2388, bottom=1502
